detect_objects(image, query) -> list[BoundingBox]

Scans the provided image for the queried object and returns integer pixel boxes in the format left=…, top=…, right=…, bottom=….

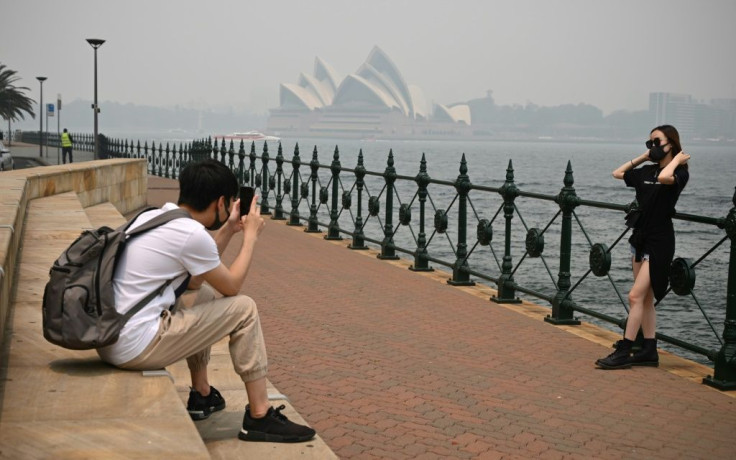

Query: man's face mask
left=206, top=198, right=230, bottom=231
left=646, top=137, right=669, bottom=162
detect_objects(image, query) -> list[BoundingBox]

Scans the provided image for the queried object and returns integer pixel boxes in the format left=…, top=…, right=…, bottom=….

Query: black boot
left=596, top=338, right=633, bottom=369
left=631, top=338, right=659, bottom=367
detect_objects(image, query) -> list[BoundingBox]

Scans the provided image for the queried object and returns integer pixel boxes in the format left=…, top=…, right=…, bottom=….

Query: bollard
left=492, top=160, right=521, bottom=303
left=325, top=146, right=343, bottom=240
left=288, top=143, right=303, bottom=226
left=546, top=161, right=581, bottom=325
left=448, top=154, right=474, bottom=286
left=410, top=153, right=433, bottom=271
left=704, top=186, right=736, bottom=390
left=305, top=146, right=321, bottom=233
left=378, top=150, right=400, bottom=260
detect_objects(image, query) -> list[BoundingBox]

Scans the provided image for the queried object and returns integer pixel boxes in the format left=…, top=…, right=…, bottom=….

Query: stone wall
left=0, top=159, right=147, bottom=348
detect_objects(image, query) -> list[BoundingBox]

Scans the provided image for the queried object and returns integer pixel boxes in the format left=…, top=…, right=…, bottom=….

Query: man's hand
left=243, top=194, right=265, bottom=239
left=225, top=198, right=244, bottom=234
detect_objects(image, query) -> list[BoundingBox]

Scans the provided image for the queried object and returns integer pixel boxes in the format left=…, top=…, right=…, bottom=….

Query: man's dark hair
left=178, top=159, right=238, bottom=211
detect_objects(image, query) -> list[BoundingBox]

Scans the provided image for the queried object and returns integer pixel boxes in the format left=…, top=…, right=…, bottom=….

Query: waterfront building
left=650, top=92, right=736, bottom=141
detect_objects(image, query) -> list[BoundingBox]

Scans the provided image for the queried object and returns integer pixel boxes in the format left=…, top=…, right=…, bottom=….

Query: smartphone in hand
left=240, top=186, right=255, bottom=217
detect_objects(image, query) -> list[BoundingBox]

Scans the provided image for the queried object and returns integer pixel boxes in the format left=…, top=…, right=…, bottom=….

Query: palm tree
left=0, top=63, right=36, bottom=143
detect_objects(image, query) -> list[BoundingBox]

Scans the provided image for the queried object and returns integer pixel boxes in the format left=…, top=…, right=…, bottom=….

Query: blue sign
left=47, top=103, right=55, bottom=116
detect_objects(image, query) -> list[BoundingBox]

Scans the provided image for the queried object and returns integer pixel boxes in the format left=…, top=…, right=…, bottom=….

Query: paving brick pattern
left=148, top=177, right=736, bottom=459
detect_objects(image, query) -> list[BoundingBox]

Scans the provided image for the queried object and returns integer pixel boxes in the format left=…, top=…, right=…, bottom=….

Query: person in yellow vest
left=61, top=128, right=74, bottom=164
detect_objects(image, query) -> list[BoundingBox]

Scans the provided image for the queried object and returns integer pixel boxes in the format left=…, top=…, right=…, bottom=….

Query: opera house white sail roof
left=278, top=46, right=433, bottom=120
left=270, top=46, right=471, bottom=139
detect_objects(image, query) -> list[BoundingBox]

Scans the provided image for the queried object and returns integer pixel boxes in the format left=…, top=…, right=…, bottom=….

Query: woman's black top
left=624, top=163, right=689, bottom=301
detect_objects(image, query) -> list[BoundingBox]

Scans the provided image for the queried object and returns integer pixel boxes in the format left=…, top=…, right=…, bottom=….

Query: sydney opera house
left=267, top=46, right=472, bottom=140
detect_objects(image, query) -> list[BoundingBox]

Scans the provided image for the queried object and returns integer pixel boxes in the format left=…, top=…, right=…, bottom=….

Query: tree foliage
left=0, top=63, right=36, bottom=122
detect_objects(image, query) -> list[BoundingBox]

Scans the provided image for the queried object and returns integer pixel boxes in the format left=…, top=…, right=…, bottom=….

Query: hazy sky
left=2, top=0, right=735, bottom=116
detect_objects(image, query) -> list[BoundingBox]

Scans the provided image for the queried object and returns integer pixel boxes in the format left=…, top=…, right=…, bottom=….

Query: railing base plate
left=447, top=279, right=475, bottom=286
left=544, top=315, right=581, bottom=326
left=491, top=296, right=522, bottom=304
left=409, top=266, right=434, bottom=272
left=702, top=375, right=736, bottom=391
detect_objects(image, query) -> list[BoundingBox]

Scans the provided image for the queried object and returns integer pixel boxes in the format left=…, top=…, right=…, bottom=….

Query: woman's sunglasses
left=645, top=138, right=666, bottom=149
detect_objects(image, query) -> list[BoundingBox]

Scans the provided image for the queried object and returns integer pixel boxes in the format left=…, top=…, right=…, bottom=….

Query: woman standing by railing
left=596, top=125, right=691, bottom=369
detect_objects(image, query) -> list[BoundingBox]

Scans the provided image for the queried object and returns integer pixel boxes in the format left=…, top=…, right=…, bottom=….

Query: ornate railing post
left=325, top=146, right=343, bottom=240
left=348, top=150, right=368, bottom=250
left=546, top=161, right=582, bottom=325
left=237, top=141, right=246, bottom=186
left=288, top=143, right=302, bottom=226
left=448, top=154, right=474, bottom=285
left=248, top=141, right=257, bottom=185
left=164, top=143, right=171, bottom=178
left=492, top=160, right=521, bottom=303
left=227, top=141, right=236, bottom=172
left=378, top=149, right=399, bottom=260
left=305, top=146, right=321, bottom=233
left=410, top=153, right=433, bottom=271
left=260, top=142, right=272, bottom=215
left=704, top=187, right=736, bottom=390
left=273, top=142, right=286, bottom=220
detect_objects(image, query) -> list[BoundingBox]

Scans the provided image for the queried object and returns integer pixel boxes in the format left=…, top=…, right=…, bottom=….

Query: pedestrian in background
left=61, top=128, right=74, bottom=164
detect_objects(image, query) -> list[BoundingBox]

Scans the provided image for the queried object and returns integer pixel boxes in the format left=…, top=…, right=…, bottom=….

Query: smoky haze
left=2, top=0, right=735, bottom=120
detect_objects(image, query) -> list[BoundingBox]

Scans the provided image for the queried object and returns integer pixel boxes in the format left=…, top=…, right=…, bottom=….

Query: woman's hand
left=675, top=151, right=691, bottom=164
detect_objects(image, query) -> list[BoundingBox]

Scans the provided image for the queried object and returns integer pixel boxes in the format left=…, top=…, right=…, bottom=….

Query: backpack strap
left=119, top=207, right=193, bottom=321
left=125, top=208, right=192, bottom=236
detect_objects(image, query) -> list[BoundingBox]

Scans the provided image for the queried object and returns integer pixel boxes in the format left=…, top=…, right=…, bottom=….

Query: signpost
left=57, top=95, right=62, bottom=164
left=46, top=103, right=54, bottom=158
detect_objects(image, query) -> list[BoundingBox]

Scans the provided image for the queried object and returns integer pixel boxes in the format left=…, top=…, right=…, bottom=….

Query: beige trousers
left=119, top=285, right=268, bottom=384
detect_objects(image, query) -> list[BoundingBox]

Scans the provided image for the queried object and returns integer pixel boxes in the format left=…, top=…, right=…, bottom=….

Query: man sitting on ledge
left=97, top=158, right=315, bottom=443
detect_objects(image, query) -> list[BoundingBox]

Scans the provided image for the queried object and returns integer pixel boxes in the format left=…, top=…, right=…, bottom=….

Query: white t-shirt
left=97, top=202, right=221, bottom=365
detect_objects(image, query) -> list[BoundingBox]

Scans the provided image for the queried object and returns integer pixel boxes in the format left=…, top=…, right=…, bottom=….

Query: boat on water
left=214, top=131, right=281, bottom=142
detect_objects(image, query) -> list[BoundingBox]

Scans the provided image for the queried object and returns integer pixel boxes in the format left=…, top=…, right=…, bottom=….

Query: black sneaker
left=596, top=339, right=633, bottom=370
left=187, top=386, right=226, bottom=421
left=239, top=404, right=316, bottom=443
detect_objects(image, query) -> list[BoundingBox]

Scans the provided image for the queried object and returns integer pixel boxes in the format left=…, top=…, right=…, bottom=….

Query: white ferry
left=215, top=131, right=281, bottom=142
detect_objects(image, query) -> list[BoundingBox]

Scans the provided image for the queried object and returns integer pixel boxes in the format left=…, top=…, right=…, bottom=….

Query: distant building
left=268, top=46, right=471, bottom=140
left=650, top=92, right=736, bottom=140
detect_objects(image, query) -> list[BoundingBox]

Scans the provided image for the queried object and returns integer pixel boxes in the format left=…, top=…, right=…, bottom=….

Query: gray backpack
left=42, top=207, right=190, bottom=350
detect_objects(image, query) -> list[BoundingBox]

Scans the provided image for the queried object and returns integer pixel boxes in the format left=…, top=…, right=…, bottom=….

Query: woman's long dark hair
left=651, top=124, right=688, bottom=170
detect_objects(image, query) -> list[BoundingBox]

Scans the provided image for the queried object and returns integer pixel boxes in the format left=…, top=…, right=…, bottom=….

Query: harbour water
left=124, top=132, right=736, bottom=365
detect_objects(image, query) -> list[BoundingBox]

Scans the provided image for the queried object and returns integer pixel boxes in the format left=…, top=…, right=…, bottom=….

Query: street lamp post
left=36, top=76, right=47, bottom=157
left=86, top=38, right=105, bottom=160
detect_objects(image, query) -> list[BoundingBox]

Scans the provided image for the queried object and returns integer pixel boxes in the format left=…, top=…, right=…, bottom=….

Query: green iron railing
left=101, top=135, right=736, bottom=391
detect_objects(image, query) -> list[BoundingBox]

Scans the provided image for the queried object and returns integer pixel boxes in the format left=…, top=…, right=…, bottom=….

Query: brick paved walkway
left=148, top=177, right=736, bottom=460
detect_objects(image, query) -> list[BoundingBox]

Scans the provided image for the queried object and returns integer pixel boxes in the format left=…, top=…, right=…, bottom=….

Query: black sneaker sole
left=238, top=428, right=315, bottom=443
left=188, top=401, right=226, bottom=421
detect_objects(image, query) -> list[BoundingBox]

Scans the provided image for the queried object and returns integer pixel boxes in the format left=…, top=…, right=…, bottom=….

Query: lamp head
left=86, top=38, right=105, bottom=48
left=36, top=76, right=47, bottom=82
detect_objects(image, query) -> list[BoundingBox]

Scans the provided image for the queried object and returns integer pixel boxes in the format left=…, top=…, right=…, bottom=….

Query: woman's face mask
left=646, top=137, right=669, bottom=162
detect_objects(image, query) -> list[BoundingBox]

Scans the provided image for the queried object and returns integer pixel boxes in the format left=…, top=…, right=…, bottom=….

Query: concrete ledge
left=0, top=159, right=146, bottom=348
left=0, top=192, right=210, bottom=458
